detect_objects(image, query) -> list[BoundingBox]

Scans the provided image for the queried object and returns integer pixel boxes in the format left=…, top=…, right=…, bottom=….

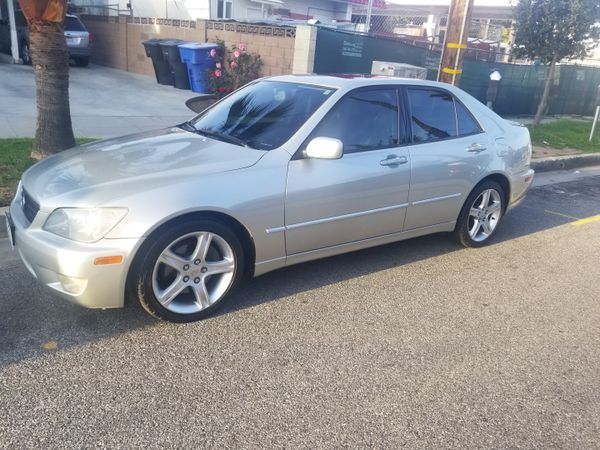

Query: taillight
left=88, top=33, right=94, bottom=43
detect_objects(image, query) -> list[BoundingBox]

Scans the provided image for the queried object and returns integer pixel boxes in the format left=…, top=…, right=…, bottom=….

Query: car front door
left=403, top=87, right=490, bottom=231
left=285, top=86, right=411, bottom=255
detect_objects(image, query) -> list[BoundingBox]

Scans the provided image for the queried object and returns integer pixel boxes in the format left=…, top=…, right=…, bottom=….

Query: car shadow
left=0, top=175, right=598, bottom=367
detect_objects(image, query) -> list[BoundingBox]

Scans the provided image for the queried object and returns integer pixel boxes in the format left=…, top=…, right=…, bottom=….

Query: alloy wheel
left=467, top=188, right=502, bottom=242
left=151, top=231, right=235, bottom=315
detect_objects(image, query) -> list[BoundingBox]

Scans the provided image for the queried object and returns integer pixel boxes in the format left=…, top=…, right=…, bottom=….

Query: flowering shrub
left=207, top=41, right=263, bottom=98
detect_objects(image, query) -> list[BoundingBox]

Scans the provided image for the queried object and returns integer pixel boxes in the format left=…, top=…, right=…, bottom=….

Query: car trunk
left=64, top=16, right=89, bottom=49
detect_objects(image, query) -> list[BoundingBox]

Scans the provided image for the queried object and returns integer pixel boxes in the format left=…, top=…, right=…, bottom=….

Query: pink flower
left=234, top=50, right=241, bottom=59
left=210, top=48, right=217, bottom=58
left=215, top=69, right=222, bottom=77
left=239, top=43, right=247, bottom=51
left=216, top=62, right=221, bottom=69
left=230, top=60, right=238, bottom=69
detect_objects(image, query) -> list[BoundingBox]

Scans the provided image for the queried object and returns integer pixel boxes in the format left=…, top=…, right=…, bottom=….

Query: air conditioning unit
left=371, top=61, right=428, bottom=79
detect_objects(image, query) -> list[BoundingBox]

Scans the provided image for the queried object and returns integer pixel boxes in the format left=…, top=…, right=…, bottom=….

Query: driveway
left=0, top=63, right=196, bottom=138
left=1, top=168, right=600, bottom=448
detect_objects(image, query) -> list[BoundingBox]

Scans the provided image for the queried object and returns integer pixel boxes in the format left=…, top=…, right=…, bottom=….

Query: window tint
left=456, top=100, right=481, bottom=135
left=408, top=88, right=457, bottom=143
left=309, top=88, right=399, bottom=153
left=65, top=16, right=86, bottom=32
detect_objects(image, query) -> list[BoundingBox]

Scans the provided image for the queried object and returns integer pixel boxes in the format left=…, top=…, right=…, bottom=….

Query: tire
left=20, top=40, right=31, bottom=65
left=453, top=180, right=505, bottom=248
left=74, top=56, right=89, bottom=67
left=132, top=218, right=245, bottom=322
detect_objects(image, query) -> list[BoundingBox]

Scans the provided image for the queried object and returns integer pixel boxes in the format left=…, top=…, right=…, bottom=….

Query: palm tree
left=18, top=0, right=75, bottom=159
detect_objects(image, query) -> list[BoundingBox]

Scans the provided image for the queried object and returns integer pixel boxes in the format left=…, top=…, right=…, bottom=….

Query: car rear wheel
left=454, top=180, right=505, bottom=248
left=133, top=219, right=244, bottom=322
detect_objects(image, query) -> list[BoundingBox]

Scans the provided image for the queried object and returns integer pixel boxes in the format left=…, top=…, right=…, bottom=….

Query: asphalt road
left=1, top=170, right=600, bottom=449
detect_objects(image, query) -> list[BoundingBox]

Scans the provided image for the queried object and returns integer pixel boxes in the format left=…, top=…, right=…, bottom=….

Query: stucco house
left=70, top=0, right=382, bottom=22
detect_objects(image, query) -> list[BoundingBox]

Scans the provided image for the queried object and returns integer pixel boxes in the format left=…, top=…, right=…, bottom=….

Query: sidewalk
left=0, top=62, right=196, bottom=138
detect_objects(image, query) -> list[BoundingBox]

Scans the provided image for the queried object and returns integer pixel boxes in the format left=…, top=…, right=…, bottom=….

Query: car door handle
left=380, top=155, right=408, bottom=166
left=466, top=143, right=487, bottom=153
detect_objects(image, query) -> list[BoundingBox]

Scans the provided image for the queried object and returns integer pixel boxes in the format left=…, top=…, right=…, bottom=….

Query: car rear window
left=65, top=16, right=86, bottom=32
left=408, top=88, right=457, bottom=143
left=456, top=99, right=482, bottom=135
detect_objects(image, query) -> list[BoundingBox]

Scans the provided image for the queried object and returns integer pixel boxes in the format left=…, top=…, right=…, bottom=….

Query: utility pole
left=437, top=0, right=474, bottom=85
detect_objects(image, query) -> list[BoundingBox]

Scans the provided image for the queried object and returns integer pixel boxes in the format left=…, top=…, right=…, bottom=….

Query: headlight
left=43, top=208, right=128, bottom=243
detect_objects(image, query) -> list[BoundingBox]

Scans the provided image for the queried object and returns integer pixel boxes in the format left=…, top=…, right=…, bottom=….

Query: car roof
left=267, top=74, right=455, bottom=91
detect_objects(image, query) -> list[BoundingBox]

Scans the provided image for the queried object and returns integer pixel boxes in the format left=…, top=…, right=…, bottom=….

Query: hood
left=22, top=127, right=266, bottom=207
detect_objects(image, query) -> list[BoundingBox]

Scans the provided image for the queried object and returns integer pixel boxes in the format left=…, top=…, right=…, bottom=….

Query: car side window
left=407, top=88, right=457, bottom=143
left=455, top=99, right=482, bottom=136
left=308, top=88, right=399, bottom=154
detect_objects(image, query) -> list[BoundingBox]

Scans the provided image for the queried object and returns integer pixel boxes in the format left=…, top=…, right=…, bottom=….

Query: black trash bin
left=142, top=39, right=173, bottom=86
left=159, top=39, right=190, bottom=90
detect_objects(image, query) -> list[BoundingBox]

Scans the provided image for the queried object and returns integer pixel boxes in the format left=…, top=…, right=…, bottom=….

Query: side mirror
left=185, top=94, right=217, bottom=114
left=305, top=137, right=343, bottom=160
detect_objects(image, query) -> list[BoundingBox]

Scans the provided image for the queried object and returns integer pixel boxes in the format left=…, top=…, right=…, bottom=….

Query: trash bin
left=178, top=43, right=220, bottom=93
left=159, top=39, right=190, bottom=90
left=142, top=39, right=173, bottom=86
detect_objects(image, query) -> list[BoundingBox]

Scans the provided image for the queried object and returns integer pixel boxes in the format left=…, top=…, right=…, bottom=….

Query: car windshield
left=65, top=16, right=86, bottom=32
left=189, top=81, right=335, bottom=150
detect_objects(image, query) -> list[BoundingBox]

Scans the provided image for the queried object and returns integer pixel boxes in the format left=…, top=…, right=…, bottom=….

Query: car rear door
left=403, top=86, right=490, bottom=230
left=284, top=86, right=412, bottom=255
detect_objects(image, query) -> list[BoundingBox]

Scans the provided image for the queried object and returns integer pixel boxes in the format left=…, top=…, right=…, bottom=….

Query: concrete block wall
left=205, top=21, right=296, bottom=76
left=81, top=15, right=297, bottom=78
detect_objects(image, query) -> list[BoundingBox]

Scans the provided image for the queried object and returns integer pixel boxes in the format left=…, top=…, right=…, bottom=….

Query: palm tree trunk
left=533, top=54, right=558, bottom=127
left=29, top=22, right=75, bottom=159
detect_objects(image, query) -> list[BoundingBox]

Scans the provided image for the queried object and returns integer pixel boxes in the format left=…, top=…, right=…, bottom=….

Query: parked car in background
left=6, top=75, right=534, bottom=323
left=0, top=7, right=93, bottom=67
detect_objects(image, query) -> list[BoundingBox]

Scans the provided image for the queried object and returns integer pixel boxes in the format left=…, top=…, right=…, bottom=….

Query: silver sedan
left=6, top=75, right=534, bottom=322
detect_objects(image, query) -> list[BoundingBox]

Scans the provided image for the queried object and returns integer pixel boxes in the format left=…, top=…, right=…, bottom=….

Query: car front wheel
left=454, top=180, right=505, bottom=247
left=132, top=219, right=244, bottom=322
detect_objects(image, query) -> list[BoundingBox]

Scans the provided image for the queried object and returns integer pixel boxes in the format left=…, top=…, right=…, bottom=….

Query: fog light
left=57, top=274, right=88, bottom=295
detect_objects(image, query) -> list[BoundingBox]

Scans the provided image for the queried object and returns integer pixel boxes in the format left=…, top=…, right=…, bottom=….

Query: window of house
left=217, top=0, right=233, bottom=19
left=308, top=88, right=400, bottom=154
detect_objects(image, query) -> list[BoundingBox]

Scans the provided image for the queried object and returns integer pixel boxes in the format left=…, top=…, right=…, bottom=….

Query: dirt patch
left=532, top=145, right=583, bottom=159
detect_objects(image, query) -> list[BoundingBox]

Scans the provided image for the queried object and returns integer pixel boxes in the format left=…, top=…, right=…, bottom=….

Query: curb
left=0, top=206, right=7, bottom=238
left=531, top=153, right=600, bottom=173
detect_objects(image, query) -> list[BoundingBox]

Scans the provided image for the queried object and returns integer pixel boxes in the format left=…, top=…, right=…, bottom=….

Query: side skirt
left=253, top=221, right=456, bottom=277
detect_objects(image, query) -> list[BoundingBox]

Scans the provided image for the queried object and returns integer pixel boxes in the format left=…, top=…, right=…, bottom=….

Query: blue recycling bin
left=178, top=43, right=220, bottom=93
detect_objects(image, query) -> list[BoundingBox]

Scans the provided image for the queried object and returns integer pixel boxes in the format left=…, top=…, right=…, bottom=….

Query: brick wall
left=81, top=15, right=296, bottom=78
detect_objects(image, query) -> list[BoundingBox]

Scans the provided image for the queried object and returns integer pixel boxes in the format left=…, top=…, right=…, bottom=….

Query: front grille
left=22, top=189, right=40, bottom=224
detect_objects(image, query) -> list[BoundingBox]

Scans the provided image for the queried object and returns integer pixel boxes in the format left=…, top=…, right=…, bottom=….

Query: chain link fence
left=344, top=4, right=512, bottom=64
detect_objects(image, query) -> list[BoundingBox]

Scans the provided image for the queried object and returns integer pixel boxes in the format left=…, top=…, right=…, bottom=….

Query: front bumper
left=9, top=199, right=141, bottom=309
left=68, top=45, right=93, bottom=57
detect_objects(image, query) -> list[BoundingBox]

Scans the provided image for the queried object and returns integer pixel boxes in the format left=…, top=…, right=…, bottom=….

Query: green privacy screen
left=313, top=27, right=600, bottom=117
